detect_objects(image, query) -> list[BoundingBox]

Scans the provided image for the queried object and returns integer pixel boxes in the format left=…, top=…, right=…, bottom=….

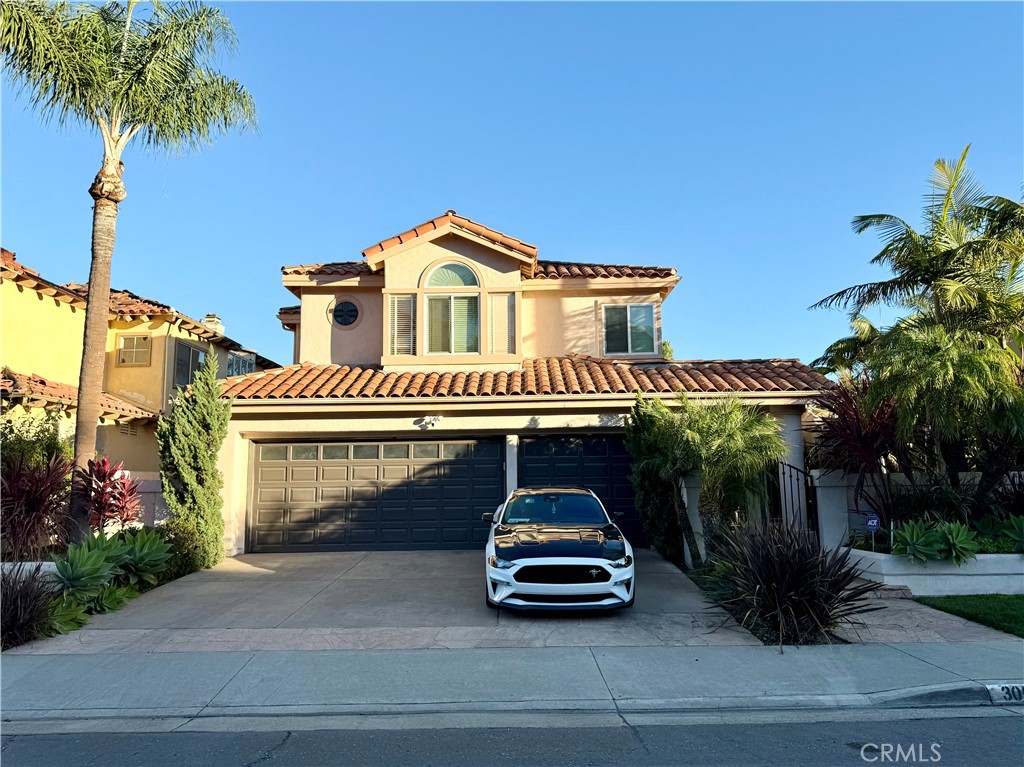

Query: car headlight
left=488, top=555, right=516, bottom=569
left=608, top=555, right=633, bottom=569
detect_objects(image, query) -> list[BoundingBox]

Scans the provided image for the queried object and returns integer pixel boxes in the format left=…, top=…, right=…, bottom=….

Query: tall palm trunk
left=69, top=159, right=126, bottom=535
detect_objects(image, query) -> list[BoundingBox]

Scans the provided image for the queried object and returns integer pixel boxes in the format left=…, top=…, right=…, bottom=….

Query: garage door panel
left=289, top=488, right=317, bottom=503
left=258, top=467, right=287, bottom=483
left=257, top=488, right=286, bottom=504
left=288, top=507, right=317, bottom=525
left=383, top=465, right=411, bottom=481
left=349, top=528, right=379, bottom=545
left=349, top=506, right=381, bottom=523
left=250, top=439, right=504, bottom=552
left=321, top=487, right=348, bottom=502
left=350, top=486, right=379, bottom=502
left=254, top=529, right=285, bottom=547
left=289, top=467, right=317, bottom=482
left=257, top=509, right=285, bottom=525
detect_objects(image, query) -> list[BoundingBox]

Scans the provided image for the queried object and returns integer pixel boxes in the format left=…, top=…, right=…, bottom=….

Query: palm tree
left=674, top=396, right=789, bottom=541
left=1, top=1, right=255, bottom=532
left=812, top=145, right=1024, bottom=357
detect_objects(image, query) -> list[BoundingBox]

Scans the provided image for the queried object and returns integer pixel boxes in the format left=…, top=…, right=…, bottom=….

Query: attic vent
left=119, top=423, right=138, bottom=437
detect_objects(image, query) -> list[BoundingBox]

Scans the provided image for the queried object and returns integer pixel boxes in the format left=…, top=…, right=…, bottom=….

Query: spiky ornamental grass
left=157, top=353, right=230, bottom=577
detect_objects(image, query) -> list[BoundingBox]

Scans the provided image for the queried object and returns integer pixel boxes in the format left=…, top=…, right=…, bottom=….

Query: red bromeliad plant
left=75, top=457, right=142, bottom=535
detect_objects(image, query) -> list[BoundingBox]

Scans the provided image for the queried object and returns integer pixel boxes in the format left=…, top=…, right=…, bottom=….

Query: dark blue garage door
left=517, top=435, right=645, bottom=546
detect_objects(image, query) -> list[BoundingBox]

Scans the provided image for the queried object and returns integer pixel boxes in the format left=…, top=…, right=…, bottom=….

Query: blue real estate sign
left=865, top=513, right=881, bottom=533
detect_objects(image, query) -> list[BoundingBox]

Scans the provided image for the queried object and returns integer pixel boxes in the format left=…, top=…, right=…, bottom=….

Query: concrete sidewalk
left=3, top=640, right=1022, bottom=734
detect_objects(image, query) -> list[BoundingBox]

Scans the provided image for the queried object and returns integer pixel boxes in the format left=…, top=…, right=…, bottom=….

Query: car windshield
left=500, top=492, right=609, bottom=526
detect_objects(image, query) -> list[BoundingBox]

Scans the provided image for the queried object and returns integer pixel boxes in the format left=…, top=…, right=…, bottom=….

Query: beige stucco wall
left=297, top=288, right=383, bottom=366
left=218, top=398, right=807, bottom=555
left=96, top=421, right=161, bottom=473
left=1, top=279, right=86, bottom=384
left=105, top=319, right=231, bottom=415
left=521, top=291, right=663, bottom=359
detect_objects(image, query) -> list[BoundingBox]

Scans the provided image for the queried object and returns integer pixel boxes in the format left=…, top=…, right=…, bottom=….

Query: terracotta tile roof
left=64, top=283, right=172, bottom=317
left=223, top=357, right=829, bottom=401
left=281, top=262, right=374, bottom=277
left=531, top=261, right=676, bottom=280
left=62, top=283, right=280, bottom=369
left=1, top=248, right=87, bottom=307
left=278, top=305, right=301, bottom=314
left=1, top=368, right=157, bottom=421
left=281, top=259, right=675, bottom=281
left=361, top=210, right=538, bottom=261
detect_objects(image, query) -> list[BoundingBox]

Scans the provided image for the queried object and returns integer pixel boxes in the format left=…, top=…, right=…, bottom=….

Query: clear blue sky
left=3, top=1, right=1022, bottom=369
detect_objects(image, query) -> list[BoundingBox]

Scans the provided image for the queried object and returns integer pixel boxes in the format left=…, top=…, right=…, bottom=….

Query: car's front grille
left=512, top=593, right=617, bottom=604
left=513, top=565, right=611, bottom=584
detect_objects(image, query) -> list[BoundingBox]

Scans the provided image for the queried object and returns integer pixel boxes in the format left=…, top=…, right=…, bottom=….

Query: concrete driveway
left=8, top=549, right=759, bottom=654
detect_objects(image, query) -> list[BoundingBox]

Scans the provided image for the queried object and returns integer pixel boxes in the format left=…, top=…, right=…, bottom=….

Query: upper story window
left=228, top=351, right=256, bottom=377
left=174, top=341, right=206, bottom=388
left=427, top=263, right=478, bottom=288
left=116, top=334, right=151, bottom=366
left=389, top=295, right=416, bottom=355
left=426, top=263, right=480, bottom=354
left=603, top=304, right=656, bottom=355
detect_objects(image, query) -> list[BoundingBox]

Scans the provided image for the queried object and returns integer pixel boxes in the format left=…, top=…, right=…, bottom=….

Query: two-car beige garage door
left=249, top=439, right=505, bottom=552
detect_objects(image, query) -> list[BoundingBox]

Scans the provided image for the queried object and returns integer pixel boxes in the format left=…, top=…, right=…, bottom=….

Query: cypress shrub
left=157, top=354, right=230, bottom=577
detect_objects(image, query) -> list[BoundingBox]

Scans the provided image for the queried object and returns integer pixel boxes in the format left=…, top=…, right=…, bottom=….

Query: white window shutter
left=490, top=294, right=515, bottom=355
left=389, top=295, right=416, bottom=355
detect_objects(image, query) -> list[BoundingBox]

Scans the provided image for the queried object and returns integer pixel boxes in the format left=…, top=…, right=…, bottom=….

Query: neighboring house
left=0, top=247, right=278, bottom=521
left=220, top=211, right=830, bottom=555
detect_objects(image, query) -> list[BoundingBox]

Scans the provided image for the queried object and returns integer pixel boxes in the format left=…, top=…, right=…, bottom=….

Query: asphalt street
left=2, top=713, right=1022, bottom=767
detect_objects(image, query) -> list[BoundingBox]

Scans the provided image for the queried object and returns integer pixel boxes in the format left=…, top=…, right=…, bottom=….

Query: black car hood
left=493, top=524, right=627, bottom=561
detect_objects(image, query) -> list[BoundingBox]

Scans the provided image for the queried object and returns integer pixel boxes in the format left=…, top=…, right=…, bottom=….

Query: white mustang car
left=483, top=487, right=635, bottom=610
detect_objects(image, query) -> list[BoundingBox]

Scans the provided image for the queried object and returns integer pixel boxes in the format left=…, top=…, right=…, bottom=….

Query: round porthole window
left=332, top=300, right=359, bottom=327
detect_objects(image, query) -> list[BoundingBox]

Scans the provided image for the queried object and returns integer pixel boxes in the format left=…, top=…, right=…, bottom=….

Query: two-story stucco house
left=0, top=247, right=278, bottom=520
left=219, top=211, right=830, bottom=555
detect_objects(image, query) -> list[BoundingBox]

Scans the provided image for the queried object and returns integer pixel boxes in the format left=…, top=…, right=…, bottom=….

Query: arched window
left=426, top=262, right=480, bottom=353
left=427, top=262, right=478, bottom=288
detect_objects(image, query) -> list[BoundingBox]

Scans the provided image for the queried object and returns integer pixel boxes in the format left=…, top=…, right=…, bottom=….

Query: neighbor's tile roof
left=222, top=357, right=828, bottom=400
left=64, top=283, right=172, bottom=317
left=1, top=368, right=157, bottom=421
left=532, top=261, right=676, bottom=280
left=361, top=210, right=539, bottom=261
left=281, top=260, right=676, bottom=281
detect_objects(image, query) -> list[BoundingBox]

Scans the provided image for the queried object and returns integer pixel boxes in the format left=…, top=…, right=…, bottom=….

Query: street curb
left=3, top=682, right=1018, bottom=734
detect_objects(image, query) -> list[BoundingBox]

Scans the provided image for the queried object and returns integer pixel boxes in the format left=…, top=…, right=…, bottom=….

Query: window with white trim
left=426, top=263, right=480, bottom=354
left=603, top=304, right=656, bottom=355
left=490, top=294, right=516, bottom=355
left=389, top=295, right=416, bottom=355
left=174, top=342, right=206, bottom=388
left=116, top=335, right=151, bottom=366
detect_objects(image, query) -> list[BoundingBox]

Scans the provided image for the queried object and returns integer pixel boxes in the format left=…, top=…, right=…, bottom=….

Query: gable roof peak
left=361, top=210, right=539, bottom=264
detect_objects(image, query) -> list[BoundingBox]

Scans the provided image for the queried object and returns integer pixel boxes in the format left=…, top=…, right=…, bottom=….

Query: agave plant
left=120, top=528, right=172, bottom=587
left=1000, top=515, right=1024, bottom=553
left=52, top=545, right=116, bottom=601
left=892, top=520, right=943, bottom=565
left=935, top=521, right=981, bottom=566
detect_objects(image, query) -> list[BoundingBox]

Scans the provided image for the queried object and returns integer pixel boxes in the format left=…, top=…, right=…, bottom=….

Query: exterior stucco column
left=504, top=434, right=519, bottom=496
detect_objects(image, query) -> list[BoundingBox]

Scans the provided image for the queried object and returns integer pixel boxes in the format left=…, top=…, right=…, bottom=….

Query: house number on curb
left=986, top=683, right=1024, bottom=704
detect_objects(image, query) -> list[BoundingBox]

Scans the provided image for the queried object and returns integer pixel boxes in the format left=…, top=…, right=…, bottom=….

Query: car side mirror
left=480, top=512, right=494, bottom=522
